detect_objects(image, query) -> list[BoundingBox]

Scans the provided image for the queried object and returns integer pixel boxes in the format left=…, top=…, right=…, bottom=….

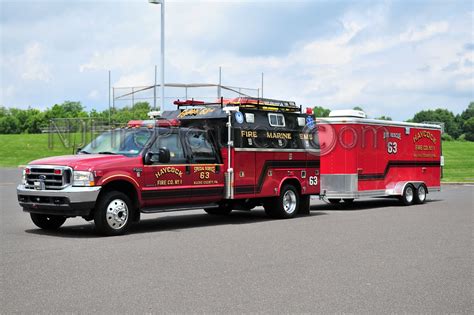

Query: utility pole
left=149, top=0, right=165, bottom=111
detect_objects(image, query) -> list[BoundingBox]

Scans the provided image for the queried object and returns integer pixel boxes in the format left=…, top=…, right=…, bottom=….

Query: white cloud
left=79, top=46, right=153, bottom=73
left=115, top=71, right=154, bottom=88
left=399, top=21, right=449, bottom=43
left=455, top=78, right=474, bottom=93
left=1, top=1, right=471, bottom=119
left=0, top=85, right=16, bottom=100
left=11, top=42, right=52, bottom=82
left=88, top=89, right=99, bottom=99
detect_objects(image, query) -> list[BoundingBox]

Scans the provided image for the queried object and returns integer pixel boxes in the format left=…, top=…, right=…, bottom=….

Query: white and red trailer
left=317, top=110, right=442, bottom=205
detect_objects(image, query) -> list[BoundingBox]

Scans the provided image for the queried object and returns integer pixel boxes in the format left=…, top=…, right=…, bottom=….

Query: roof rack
left=226, top=97, right=300, bottom=113
left=173, top=97, right=301, bottom=113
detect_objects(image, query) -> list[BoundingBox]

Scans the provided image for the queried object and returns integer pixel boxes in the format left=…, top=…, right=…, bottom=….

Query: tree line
left=1, top=100, right=473, bottom=141
left=0, top=101, right=152, bottom=134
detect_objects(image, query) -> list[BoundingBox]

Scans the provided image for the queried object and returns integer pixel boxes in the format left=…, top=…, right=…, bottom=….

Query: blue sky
left=0, top=0, right=473, bottom=120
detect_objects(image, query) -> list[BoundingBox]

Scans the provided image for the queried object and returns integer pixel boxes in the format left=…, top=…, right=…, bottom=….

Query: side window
left=152, top=133, right=187, bottom=164
left=268, top=113, right=285, bottom=127
left=185, top=130, right=218, bottom=164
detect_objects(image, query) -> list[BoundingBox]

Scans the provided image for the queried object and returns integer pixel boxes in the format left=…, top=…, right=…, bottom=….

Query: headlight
left=21, top=168, right=27, bottom=185
left=73, top=171, right=95, bottom=187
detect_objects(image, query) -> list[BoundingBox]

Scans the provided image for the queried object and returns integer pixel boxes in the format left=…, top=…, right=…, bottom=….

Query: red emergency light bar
left=127, top=119, right=180, bottom=128
left=173, top=99, right=205, bottom=106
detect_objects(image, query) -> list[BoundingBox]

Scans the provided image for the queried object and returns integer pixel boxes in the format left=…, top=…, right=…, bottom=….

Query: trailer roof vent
left=329, top=109, right=366, bottom=118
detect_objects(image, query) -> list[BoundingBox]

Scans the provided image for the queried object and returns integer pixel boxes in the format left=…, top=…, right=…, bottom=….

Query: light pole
left=148, top=0, right=165, bottom=111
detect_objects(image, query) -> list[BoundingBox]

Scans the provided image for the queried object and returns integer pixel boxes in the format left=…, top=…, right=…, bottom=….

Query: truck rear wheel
left=264, top=184, right=299, bottom=219
left=400, top=184, right=415, bottom=206
left=30, top=213, right=66, bottom=230
left=94, top=191, right=132, bottom=236
left=414, top=184, right=427, bottom=204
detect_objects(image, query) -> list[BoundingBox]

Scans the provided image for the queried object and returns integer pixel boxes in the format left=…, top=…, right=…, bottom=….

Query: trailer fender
left=386, top=181, right=426, bottom=196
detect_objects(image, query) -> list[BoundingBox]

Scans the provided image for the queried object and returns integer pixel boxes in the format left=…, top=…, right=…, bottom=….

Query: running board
left=140, top=203, right=219, bottom=214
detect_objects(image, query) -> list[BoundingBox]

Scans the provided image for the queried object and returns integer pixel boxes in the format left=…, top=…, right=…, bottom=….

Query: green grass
left=442, top=141, right=474, bottom=182
left=0, top=134, right=473, bottom=182
left=0, top=133, right=89, bottom=167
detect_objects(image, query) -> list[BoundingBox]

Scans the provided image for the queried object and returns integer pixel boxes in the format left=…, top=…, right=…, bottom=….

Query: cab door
left=184, top=129, right=225, bottom=203
left=141, top=131, right=193, bottom=207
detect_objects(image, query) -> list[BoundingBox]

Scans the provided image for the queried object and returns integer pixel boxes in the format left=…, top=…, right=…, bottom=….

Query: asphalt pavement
left=0, top=168, right=472, bottom=313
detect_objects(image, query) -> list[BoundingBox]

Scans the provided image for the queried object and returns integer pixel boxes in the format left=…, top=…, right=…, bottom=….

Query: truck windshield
left=80, top=129, right=153, bottom=156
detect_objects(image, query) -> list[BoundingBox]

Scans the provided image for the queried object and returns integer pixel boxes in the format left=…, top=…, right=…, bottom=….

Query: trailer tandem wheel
left=400, top=184, right=415, bottom=206
left=414, top=184, right=427, bottom=204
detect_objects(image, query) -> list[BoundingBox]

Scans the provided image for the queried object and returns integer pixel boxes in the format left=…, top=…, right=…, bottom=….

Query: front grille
left=25, top=166, right=72, bottom=190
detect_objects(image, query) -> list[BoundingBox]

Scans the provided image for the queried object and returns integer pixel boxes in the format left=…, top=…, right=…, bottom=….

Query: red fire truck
left=16, top=98, right=442, bottom=235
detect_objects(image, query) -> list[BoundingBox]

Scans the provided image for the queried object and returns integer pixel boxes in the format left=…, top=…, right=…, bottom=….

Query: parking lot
left=0, top=167, right=472, bottom=313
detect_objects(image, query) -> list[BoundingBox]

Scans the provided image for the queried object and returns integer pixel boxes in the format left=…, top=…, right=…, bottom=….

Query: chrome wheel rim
left=106, top=199, right=128, bottom=230
left=418, top=186, right=426, bottom=202
left=405, top=186, right=414, bottom=203
left=282, top=190, right=297, bottom=214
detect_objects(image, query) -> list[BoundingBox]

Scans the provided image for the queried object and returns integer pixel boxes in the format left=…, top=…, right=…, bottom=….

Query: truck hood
left=28, top=154, right=137, bottom=170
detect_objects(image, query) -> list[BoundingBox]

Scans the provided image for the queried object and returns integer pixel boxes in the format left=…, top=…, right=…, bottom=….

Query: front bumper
left=17, top=185, right=101, bottom=216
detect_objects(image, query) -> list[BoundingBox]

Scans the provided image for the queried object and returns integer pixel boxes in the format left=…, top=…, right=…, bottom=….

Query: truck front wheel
left=264, top=185, right=299, bottom=219
left=30, top=213, right=66, bottom=230
left=94, top=191, right=132, bottom=236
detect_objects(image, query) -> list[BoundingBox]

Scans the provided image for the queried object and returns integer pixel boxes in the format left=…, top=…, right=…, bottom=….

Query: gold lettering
left=266, top=132, right=292, bottom=140
left=241, top=130, right=257, bottom=138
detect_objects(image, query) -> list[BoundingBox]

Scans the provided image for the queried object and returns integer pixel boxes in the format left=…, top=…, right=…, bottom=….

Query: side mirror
left=158, top=147, right=170, bottom=163
left=76, top=147, right=82, bottom=154
left=144, top=151, right=160, bottom=165
left=144, top=148, right=170, bottom=165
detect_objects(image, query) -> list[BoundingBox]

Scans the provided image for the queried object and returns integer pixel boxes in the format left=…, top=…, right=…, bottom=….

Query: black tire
left=328, top=199, right=341, bottom=204
left=298, top=194, right=311, bottom=215
left=94, top=191, right=133, bottom=236
left=414, top=184, right=427, bottom=204
left=204, top=205, right=232, bottom=215
left=264, top=185, right=299, bottom=219
left=400, top=184, right=415, bottom=206
left=30, top=213, right=66, bottom=230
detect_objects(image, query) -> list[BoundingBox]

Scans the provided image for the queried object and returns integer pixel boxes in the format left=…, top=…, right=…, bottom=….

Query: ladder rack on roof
left=173, top=97, right=301, bottom=113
